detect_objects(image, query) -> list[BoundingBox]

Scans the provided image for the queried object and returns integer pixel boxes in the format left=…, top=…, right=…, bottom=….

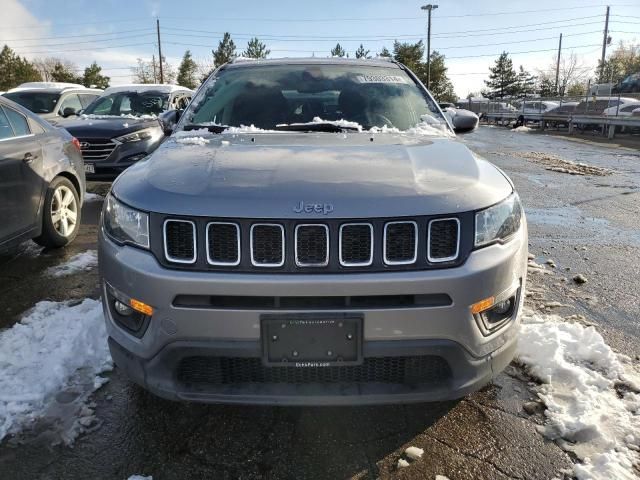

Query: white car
left=603, top=101, right=640, bottom=117
left=520, top=100, right=559, bottom=114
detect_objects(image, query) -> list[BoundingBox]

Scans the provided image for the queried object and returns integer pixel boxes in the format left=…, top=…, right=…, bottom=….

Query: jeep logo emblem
left=293, top=201, right=334, bottom=215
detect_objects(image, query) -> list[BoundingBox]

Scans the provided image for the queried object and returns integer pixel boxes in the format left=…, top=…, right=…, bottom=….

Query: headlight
left=114, top=127, right=161, bottom=144
left=103, top=194, right=149, bottom=248
left=475, top=193, right=522, bottom=247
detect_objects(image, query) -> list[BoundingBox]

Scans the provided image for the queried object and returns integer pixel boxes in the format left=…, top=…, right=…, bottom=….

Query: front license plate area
left=84, top=163, right=95, bottom=173
left=261, top=314, right=363, bottom=367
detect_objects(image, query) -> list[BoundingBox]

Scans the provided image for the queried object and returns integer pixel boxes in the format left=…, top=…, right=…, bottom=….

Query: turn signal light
left=129, top=298, right=154, bottom=316
left=470, top=296, right=495, bottom=315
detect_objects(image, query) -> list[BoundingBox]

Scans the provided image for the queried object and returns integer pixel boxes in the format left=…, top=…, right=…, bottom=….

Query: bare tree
left=32, top=57, right=79, bottom=82
left=130, top=57, right=176, bottom=84
left=537, top=52, right=589, bottom=96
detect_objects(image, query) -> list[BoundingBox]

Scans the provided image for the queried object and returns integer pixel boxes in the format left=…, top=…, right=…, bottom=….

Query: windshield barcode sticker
left=355, top=74, right=407, bottom=84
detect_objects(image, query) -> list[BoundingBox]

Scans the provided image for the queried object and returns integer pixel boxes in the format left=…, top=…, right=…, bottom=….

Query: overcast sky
left=3, top=0, right=640, bottom=97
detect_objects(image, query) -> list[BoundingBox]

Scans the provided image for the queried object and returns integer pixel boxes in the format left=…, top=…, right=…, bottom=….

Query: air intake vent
left=339, top=223, right=373, bottom=266
left=428, top=218, right=460, bottom=262
left=295, top=224, right=329, bottom=267
left=384, top=221, right=417, bottom=265
left=207, top=222, right=240, bottom=266
left=251, top=224, right=284, bottom=267
left=164, top=220, right=196, bottom=264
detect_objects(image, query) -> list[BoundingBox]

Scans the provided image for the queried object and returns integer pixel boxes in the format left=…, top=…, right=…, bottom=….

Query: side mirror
left=159, top=109, right=182, bottom=136
left=61, top=107, right=77, bottom=118
left=451, top=109, right=479, bottom=134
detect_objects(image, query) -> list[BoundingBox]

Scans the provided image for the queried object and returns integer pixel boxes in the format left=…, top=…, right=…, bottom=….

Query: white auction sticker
left=355, top=74, right=407, bottom=84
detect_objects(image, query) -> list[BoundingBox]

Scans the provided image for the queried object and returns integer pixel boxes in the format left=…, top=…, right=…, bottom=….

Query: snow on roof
left=102, top=84, right=193, bottom=95
left=16, top=82, right=86, bottom=90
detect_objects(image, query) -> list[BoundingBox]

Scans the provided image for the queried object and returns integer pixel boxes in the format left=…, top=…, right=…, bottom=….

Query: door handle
left=23, top=152, right=35, bottom=164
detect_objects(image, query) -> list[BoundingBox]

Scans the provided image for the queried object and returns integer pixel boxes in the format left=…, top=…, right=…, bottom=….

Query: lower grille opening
left=173, top=293, right=452, bottom=310
left=177, top=356, right=452, bottom=386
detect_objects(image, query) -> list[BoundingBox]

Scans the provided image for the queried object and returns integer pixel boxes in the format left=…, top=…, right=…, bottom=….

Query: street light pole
left=421, top=4, right=438, bottom=89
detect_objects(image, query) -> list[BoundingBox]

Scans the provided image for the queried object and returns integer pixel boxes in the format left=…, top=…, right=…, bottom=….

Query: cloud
left=2, top=0, right=52, bottom=57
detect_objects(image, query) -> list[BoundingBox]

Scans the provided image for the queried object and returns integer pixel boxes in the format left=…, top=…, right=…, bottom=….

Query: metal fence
left=458, top=92, right=640, bottom=139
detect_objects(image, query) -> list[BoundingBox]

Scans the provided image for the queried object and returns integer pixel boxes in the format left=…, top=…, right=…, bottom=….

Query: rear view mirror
left=61, top=107, right=77, bottom=118
left=451, top=109, right=479, bottom=134
left=159, top=109, right=182, bottom=136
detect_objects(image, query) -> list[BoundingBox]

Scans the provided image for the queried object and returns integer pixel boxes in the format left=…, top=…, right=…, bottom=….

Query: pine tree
left=516, top=65, right=536, bottom=96
left=427, top=51, right=457, bottom=102
left=378, top=47, right=392, bottom=58
left=50, top=61, right=82, bottom=83
left=537, top=77, right=556, bottom=97
left=355, top=44, right=370, bottom=59
left=243, top=38, right=270, bottom=59
left=213, top=33, right=237, bottom=67
left=392, top=40, right=427, bottom=80
left=82, top=62, right=110, bottom=89
left=176, top=50, right=198, bottom=89
left=484, top=52, right=518, bottom=99
left=331, top=43, right=346, bottom=57
left=0, top=45, right=42, bottom=90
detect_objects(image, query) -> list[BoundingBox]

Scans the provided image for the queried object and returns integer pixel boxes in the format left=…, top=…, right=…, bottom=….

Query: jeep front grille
left=428, top=218, right=460, bottom=262
left=158, top=215, right=464, bottom=272
left=251, top=224, right=284, bottom=267
left=295, top=224, right=329, bottom=267
left=163, top=220, right=196, bottom=264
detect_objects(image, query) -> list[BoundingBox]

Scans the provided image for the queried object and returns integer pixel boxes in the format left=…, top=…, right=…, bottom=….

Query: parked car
left=519, top=100, right=559, bottom=114
left=99, top=58, right=527, bottom=405
left=0, top=96, right=85, bottom=250
left=60, top=84, right=193, bottom=179
left=602, top=101, right=640, bottom=116
left=612, top=73, right=640, bottom=94
left=3, top=82, right=102, bottom=122
left=573, top=96, right=639, bottom=115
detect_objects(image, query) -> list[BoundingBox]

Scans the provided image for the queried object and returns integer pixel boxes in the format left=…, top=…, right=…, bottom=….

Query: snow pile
left=405, top=446, right=424, bottom=460
left=276, top=117, right=364, bottom=131
left=45, top=250, right=98, bottom=277
left=0, top=299, right=112, bottom=441
left=513, top=125, right=532, bottom=132
left=127, top=476, right=152, bottom=480
left=518, top=309, right=640, bottom=480
left=175, top=136, right=210, bottom=145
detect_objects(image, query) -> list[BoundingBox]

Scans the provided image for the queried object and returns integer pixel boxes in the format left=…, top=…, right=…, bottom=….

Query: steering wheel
left=351, top=112, right=395, bottom=129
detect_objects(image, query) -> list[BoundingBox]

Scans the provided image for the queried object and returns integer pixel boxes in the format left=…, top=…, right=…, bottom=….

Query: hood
left=113, top=133, right=513, bottom=218
left=59, top=116, right=160, bottom=139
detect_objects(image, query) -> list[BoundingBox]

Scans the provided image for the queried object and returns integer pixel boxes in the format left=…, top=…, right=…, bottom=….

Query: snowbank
left=175, top=136, right=210, bottom=145
left=518, top=309, right=640, bottom=480
left=45, top=250, right=98, bottom=277
left=0, top=299, right=111, bottom=441
left=513, top=126, right=532, bottom=132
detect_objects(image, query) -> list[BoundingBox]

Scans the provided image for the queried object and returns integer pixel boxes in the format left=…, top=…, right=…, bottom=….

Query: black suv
left=61, top=85, right=192, bottom=179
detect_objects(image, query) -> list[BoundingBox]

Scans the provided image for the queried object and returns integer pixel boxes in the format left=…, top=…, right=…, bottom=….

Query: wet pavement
left=1, top=127, right=639, bottom=479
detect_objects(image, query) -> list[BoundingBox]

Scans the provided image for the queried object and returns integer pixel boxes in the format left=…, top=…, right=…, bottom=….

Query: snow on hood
left=81, top=113, right=158, bottom=120
left=518, top=308, right=640, bottom=480
left=277, top=117, right=364, bottom=131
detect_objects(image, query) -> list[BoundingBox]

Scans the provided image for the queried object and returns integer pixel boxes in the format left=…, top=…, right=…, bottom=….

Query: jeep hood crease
left=112, top=134, right=513, bottom=218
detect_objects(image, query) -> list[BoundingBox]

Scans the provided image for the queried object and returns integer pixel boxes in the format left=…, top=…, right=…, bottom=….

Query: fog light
left=114, top=300, right=133, bottom=316
left=492, top=299, right=513, bottom=316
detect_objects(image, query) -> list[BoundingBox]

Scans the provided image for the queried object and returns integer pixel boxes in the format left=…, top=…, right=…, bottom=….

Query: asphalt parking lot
left=1, top=126, right=639, bottom=479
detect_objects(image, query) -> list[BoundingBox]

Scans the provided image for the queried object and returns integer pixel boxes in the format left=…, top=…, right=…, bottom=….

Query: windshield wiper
left=274, top=122, right=361, bottom=133
left=183, top=123, right=230, bottom=133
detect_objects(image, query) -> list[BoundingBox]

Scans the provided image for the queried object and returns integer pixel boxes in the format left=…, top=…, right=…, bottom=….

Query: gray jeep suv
left=99, top=58, right=527, bottom=405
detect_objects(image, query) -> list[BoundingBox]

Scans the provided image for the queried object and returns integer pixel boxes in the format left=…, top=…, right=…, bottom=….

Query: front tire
left=34, top=177, right=81, bottom=248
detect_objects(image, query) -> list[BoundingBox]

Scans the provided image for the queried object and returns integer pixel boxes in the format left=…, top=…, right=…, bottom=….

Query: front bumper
left=99, top=224, right=527, bottom=405
left=84, top=137, right=163, bottom=180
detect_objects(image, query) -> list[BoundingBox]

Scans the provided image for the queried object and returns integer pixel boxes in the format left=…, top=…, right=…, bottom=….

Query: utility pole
left=421, top=4, right=438, bottom=89
left=599, top=5, right=610, bottom=81
left=156, top=18, right=164, bottom=84
left=554, top=33, right=562, bottom=95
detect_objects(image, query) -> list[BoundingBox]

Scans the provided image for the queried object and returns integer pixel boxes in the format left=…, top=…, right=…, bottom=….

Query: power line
left=436, top=31, right=602, bottom=50
left=446, top=43, right=602, bottom=59
left=0, top=28, right=154, bottom=43
left=5, top=33, right=155, bottom=49
left=14, top=42, right=155, bottom=55
left=432, top=21, right=605, bottom=38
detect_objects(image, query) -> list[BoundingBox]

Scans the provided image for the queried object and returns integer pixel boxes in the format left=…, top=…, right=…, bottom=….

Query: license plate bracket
left=261, top=313, right=363, bottom=367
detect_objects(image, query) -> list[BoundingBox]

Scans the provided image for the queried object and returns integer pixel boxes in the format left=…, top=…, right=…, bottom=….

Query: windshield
left=184, top=64, right=444, bottom=131
left=83, top=91, right=169, bottom=117
left=3, top=91, right=60, bottom=114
